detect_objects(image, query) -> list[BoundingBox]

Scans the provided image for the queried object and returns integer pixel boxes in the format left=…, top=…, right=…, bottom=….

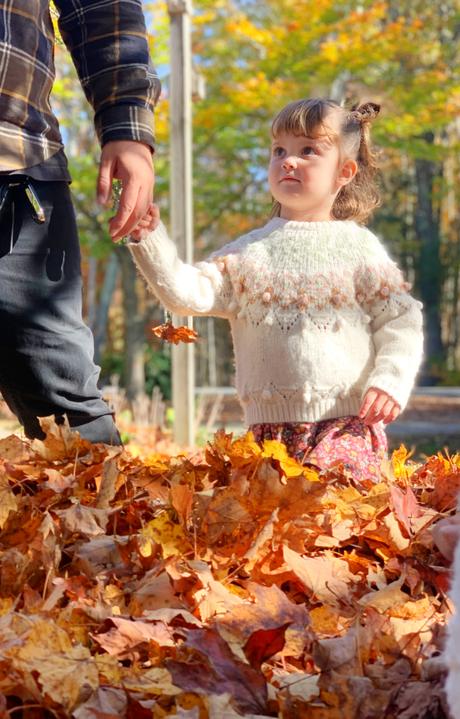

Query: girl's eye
left=273, top=147, right=284, bottom=157
left=302, top=146, right=316, bottom=156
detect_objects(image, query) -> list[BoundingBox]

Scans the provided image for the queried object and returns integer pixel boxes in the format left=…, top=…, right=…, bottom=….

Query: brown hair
left=270, top=98, right=381, bottom=224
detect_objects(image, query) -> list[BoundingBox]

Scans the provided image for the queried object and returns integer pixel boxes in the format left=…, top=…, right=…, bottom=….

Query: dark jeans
left=0, top=179, right=121, bottom=445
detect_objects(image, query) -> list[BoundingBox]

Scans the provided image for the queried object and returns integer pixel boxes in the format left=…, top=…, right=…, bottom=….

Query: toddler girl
left=128, top=98, right=424, bottom=482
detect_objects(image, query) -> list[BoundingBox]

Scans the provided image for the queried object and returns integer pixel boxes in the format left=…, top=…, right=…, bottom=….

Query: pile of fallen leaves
left=0, top=418, right=458, bottom=718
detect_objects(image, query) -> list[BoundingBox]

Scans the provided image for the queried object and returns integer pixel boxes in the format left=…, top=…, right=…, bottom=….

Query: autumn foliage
left=0, top=418, right=458, bottom=717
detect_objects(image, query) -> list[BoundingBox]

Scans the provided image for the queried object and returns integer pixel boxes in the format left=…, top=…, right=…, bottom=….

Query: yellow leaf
left=309, top=605, right=342, bottom=635
left=391, top=445, right=417, bottom=481
left=140, top=512, right=190, bottom=559
left=122, top=667, right=182, bottom=696
left=358, top=576, right=407, bottom=612
left=7, top=619, right=98, bottom=713
left=262, top=439, right=307, bottom=478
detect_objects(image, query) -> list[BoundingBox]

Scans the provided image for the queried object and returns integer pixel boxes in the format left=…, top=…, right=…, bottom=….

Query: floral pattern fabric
left=250, top=415, right=388, bottom=482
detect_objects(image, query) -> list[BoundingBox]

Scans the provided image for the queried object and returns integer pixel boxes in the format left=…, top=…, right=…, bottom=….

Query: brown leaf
left=55, top=501, right=111, bottom=537
left=187, top=559, right=246, bottom=621
left=166, top=627, right=268, bottom=715
left=0, top=435, right=34, bottom=462
left=283, top=546, right=357, bottom=604
left=6, top=617, right=98, bottom=713
left=394, top=680, right=447, bottom=719
left=170, top=482, right=195, bottom=528
left=96, top=453, right=122, bottom=509
left=129, top=568, right=186, bottom=614
left=0, top=474, right=18, bottom=530
left=358, top=575, right=407, bottom=613
left=32, top=415, right=92, bottom=460
left=92, top=617, right=176, bottom=659
left=216, top=583, right=311, bottom=658
left=73, top=687, right=127, bottom=719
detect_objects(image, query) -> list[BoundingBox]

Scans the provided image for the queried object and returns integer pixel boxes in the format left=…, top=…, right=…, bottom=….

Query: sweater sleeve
left=128, top=222, right=237, bottom=319
left=355, top=235, right=424, bottom=411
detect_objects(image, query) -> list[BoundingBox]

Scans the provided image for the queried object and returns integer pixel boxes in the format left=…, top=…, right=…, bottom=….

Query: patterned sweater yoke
left=129, top=217, right=424, bottom=424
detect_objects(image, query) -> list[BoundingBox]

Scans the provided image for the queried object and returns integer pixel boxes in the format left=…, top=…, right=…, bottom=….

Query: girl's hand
left=129, top=203, right=160, bottom=242
left=359, top=387, right=400, bottom=425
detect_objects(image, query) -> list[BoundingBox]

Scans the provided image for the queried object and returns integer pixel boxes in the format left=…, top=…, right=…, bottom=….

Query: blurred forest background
left=52, top=0, right=460, bottom=419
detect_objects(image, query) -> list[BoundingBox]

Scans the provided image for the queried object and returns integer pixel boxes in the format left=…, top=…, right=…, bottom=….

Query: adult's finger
left=97, top=156, right=114, bottom=207
left=109, top=182, right=141, bottom=240
left=130, top=184, right=153, bottom=231
left=111, top=183, right=152, bottom=240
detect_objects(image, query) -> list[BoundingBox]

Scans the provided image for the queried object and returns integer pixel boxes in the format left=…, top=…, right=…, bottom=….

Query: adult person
left=0, top=0, right=160, bottom=444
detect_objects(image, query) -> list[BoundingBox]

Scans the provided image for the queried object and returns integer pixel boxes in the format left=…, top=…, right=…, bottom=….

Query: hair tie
left=351, top=102, right=381, bottom=125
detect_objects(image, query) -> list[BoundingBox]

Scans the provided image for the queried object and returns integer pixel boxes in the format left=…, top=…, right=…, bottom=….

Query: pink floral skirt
left=250, top=415, right=388, bottom=482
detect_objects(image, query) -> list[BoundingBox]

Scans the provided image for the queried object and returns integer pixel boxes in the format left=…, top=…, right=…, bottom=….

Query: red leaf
left=243, top=622, right=291, bottom=669
left=390, top=484, right=423, bottom=534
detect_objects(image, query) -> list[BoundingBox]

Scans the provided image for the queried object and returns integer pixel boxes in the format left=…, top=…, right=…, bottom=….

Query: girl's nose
left=282, top=156, right=297, bottom=170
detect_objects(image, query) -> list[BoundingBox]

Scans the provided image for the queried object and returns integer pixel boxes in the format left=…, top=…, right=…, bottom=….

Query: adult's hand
left=97, top=140, right=154, bottom=241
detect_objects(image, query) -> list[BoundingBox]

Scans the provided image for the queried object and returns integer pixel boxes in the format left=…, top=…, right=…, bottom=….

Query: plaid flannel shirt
left=0, top=0, right=161, bottom=171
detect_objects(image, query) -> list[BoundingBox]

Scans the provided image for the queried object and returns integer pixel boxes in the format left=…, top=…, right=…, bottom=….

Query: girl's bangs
left=271, top=99, right=340, bottom=142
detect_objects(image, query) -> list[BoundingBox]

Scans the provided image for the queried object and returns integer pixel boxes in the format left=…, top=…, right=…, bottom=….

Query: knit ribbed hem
left=244, top=396, right=363, bottom=424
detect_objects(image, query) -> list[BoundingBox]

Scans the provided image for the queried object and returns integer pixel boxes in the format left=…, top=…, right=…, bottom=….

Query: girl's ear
left=337, top=159, right=358, bottom=187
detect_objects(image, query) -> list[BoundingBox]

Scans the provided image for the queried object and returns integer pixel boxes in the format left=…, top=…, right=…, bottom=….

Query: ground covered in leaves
left=0, top=419, right=458, bottom=718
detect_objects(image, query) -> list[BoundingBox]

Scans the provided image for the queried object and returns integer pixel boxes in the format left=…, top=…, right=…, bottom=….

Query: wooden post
left=167, top=0, right=195, bottom=446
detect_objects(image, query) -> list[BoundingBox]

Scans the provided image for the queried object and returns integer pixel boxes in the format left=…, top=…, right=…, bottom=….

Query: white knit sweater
left=129, top=217, right=424, bottom=424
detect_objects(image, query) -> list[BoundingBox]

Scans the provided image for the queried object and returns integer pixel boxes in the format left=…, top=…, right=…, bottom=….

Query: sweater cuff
left=128, top=222, right=174, bottom=266
left=361, top=376, right=412, bottom=412
left=95, top=104, right=156, bottom=152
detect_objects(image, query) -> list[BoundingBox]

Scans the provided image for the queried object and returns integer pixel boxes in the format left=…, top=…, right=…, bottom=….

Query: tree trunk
left=414, top=134, right=445, bottom=381
left=93, top=253, right=119, bottom=365
left=117, top=246, right=146, bottom=401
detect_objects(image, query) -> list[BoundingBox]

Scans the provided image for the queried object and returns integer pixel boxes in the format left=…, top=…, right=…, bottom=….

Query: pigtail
left=351, top=102, right=380, bottom=169
left=332, top=101, right=382, bottom=224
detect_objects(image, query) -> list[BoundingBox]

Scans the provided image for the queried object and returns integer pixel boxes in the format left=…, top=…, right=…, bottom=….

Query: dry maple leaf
left=152, top=322, right=199, bottom=344
left=0, top=423, right=455, bottom=718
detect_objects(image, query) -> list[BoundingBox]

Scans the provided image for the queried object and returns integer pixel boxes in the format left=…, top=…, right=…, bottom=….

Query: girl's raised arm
left=128, top=219, right=237, bottom=319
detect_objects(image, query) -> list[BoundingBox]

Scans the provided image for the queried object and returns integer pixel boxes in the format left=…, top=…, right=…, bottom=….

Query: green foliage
left=99, top=347, right=172, bottom=400
left=145, top=346, right=172, bottom=400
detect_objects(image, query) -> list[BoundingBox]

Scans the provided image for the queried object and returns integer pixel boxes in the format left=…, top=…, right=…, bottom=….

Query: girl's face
left=268, top=117, right=355, bottom=221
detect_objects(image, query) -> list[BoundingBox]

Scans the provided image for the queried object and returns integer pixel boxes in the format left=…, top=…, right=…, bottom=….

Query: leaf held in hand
left=152, top=322, right=199, bottom=344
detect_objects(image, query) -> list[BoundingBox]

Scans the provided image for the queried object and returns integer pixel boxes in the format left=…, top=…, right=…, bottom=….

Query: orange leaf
left=152, top=322, right=199, bottom=344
